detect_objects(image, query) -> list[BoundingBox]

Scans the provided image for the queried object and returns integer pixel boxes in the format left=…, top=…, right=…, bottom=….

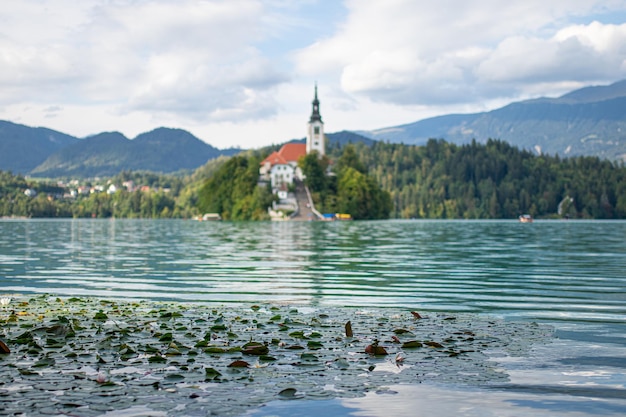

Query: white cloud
left=1, top=0, right=626, bottom=149
left=295, top=0, right=626, bottom=107
left=0, top=0, right=289, bottom=124
left=477, top=22, right=626, bottom=85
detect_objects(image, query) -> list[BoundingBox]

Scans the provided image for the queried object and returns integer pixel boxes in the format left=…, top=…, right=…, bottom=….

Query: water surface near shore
left=1, top=219, right=625, bottom=416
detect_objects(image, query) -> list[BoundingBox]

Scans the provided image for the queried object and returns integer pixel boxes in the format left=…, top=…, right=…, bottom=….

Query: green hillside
left=30, top=128, right=240, bottom=177
left=0, top=121, right=78, bottom=174
left=3, top=139, right=624, bottom=220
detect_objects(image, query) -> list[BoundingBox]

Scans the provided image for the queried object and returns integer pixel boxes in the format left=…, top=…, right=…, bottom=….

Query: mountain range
left=0, top=123, right=242, bottom=177
left=0, top=121, right=373, bottom=178
left=362, top=79, right=626, bottom=162
left=1, top=80, right=625, bottom=178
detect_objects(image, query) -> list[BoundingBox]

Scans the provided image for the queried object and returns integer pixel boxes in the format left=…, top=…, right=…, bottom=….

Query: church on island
left=259, top=85, right=325, bottom=200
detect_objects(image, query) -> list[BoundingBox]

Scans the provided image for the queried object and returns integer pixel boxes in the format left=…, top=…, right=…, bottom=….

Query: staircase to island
left=290, top=179, right=321, bottom=221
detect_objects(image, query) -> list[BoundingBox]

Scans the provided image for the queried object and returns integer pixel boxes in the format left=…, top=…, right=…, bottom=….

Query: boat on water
left=519, top=214, right=533, bottom=223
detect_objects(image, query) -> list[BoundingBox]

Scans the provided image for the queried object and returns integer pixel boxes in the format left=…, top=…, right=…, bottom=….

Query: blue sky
left=1, top=0, right=625, bottom=149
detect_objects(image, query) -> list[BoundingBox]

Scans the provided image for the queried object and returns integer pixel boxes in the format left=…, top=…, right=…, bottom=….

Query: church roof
left=260, top=143, right=307, bottom=167
left=279, top=143, right=307, bottom=162
left=261, top=151, right=288, bottom=166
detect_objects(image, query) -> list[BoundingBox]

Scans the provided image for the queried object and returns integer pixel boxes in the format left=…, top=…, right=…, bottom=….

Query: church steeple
left=306, top=84, right=325, bottom=156
left=309, top=84, right=322, bottom=123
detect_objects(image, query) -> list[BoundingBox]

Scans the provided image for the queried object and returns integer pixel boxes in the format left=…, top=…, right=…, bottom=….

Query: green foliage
left=299, top=152, right=329, bottom=192
left=336, top=168, right=392, bottom=220
left=0, top=170, right=182, bottom=219
left=2, top=136, right=625, bottom=220
left=300, top=144, right=391, bottom=220
left=335, top=144, right=367, bottom=174
left=351, top=138, right=626, bottom=219
left=196, top=155, right=272, bottom=220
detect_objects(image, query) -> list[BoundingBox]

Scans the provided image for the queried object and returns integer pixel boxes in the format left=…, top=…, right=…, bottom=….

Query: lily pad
left=0, top=296, right=553, bottom=417
left=242, top=342, right=269, bottom=356
left=148, top=354, right=167, bottom=364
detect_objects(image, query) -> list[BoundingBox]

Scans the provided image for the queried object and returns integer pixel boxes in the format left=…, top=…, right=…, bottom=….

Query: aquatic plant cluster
left=0, top=296, right=552, bottom=416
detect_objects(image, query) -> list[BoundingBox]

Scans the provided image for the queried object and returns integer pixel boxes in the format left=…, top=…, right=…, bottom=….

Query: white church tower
left=306, top=84, right=325, bottom=156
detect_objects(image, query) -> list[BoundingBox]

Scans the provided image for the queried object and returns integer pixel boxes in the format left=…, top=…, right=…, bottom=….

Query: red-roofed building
left=260, top=85, right=325, bottom=194
left=279, top=143, right=307, bottom=162
left=259, top=143, right=307, bottom=192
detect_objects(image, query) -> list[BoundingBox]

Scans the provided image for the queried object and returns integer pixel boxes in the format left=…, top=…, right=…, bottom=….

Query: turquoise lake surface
left=1, top=219, right=625, bottom=416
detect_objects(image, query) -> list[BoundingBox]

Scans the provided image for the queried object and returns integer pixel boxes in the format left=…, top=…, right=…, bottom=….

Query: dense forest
left=1, top=138, right=625, bottom=219
left=355, top=139, right=626, bottom=219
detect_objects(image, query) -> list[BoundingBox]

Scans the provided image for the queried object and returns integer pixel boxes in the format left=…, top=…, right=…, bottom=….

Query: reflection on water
left=1, top=219, right=624, bottom=322
left=1, top=219, right=625, bottom=416
left=246, top=383, right=626, bottom=417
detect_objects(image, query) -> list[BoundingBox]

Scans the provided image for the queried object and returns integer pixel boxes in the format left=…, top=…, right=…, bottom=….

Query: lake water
left=1, top=219, right=625, bottom=416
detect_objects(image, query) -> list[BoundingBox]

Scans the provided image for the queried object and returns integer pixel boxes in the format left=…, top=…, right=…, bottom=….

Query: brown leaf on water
left=411, top=311, right=422, bottom=319
left=391, top=335, right=401, bottom=344
left=424, top=341, right=444, bottom=348
left=365, top=344, right=388, bottom=356
left=345, top=321, right=353, bottom=338
left=227, top=360, right=250, bottom=368
left=0, top=339, right=10, bottom=354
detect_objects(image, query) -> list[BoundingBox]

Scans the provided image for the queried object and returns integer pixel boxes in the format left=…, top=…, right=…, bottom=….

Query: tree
left=299, top=152, right=329, bottom=192
left=196, top=156, right=272, bottom=220
left=335, top=144, right=366, bottom=174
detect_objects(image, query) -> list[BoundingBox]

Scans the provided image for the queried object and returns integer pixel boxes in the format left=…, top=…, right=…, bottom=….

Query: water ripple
left=1, top=219, right=624, bottom=324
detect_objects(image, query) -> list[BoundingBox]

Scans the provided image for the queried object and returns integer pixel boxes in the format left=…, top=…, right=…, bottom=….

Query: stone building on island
left=259, top=85, right=325, bottom=199
left=258, top=85, right=326, bottom=220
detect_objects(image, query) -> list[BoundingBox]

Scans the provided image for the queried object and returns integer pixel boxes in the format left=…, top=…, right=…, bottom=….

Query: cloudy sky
left=1, top=1, right=626, bottom=149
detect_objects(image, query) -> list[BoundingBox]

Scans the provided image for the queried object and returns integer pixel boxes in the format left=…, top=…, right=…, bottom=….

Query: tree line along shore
left=1, top=139, right=625, bottom=220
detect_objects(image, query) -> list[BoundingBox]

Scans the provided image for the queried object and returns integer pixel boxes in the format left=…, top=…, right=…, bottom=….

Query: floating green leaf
left=148, top=354, right=167, bottom=364
left=33, top=357, right=56, bottom=367
left=94, top=311, right=108, bottom=320
left=159, top=332, right=173, bottom=342
left=0, top=296, right=553, bottom=417
left=288, top=330, right=306, bottom=339
left=307, top=340, right=323, bottom=350
left=160, top=311, right=183, bottom=319
left=204, top=346, right=228, bottom=354
left=242, top=342, right=269, bottom=356
left=205, top=367, right=222, bottom=381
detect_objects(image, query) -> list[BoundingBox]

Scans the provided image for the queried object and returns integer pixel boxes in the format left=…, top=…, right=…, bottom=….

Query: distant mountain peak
left=556, top=79, right=626, bottom=104
left=0, top=121, right=239, bottom=177
left=362, top=79, right=626, bottom=162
